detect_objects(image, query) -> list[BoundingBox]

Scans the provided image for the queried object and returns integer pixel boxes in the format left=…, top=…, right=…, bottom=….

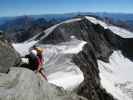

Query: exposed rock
left=0, top=67, right=87, bottom=100
left=73, top=44, right=115, bottom=100
left=101, top=28, right=133, bottom=61
left=0, top=31, right=19, bottom=73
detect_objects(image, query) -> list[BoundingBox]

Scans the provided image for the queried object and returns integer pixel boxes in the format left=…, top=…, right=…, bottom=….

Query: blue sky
left=0, top=0, right=133, bottom=17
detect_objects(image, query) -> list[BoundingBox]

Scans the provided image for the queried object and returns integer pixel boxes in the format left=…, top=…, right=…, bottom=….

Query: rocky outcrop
left=72, top=44, right=114, bottom=100
left=0, top=31, right=19, bottom=73
left=0, top=67, right=87, bottom=100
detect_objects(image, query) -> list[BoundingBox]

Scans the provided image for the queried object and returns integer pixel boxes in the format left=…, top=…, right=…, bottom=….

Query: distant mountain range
left=0, top=13, right=76, bottom=25
left=0, top=12, right=133, bottom=25
left=0, top=12, right=133, bottom=42
left=0, top=16, right=60, bottom=42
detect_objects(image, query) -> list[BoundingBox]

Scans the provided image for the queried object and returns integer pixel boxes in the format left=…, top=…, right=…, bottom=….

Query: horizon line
left=0, top=11, right=133, bottom=18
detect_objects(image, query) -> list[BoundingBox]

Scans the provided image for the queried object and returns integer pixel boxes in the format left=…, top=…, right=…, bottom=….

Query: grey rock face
left=73, top=44, right=115, bottom=100
left=0, top=67, right=87, bottom=100
left=0, top=32, right=19, bottom=73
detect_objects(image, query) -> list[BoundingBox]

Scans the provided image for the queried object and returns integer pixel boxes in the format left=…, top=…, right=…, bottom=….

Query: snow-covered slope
left=85, top=16, right=133, bottom=38
left=41, top=40, right=86, bottom=89
left=98, top=51, right=133, bottom=100
left=12, top=41, right=38, bottom=56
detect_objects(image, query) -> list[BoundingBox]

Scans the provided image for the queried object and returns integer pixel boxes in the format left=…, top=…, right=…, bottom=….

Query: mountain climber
left=31, top=46, right=48, bottom=80
left=24, top=50, right=38, bottom=71
left=23, top=49, right=47, bottom=80
left=33, top=46, right=44, bottom=64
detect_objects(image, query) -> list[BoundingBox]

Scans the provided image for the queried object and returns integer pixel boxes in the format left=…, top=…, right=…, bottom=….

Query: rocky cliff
left=0, top=31, right=19, bottom=73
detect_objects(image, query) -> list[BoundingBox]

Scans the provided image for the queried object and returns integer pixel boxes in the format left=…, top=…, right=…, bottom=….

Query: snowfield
left=98, top=51, right=133, bottom=100
left=39, top=40, right=86, bottom=90
left=12, top=41, right=38, bottom=56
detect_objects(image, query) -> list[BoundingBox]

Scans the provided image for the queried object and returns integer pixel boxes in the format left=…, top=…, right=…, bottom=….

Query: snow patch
left=98, top=51, right=133, bottom=100
left=63, top=18, right=81, bottom=24
left=109, top=26, right=133, bottom=38
left=85, top=16, right=108, bottom=28
left=48, top=65, right=84, bottom=90
left=85, top=16, right=133, bottom=38
left=59, top=40, right=86, bottom=54
left=12, top=41, right=37, bottom=56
